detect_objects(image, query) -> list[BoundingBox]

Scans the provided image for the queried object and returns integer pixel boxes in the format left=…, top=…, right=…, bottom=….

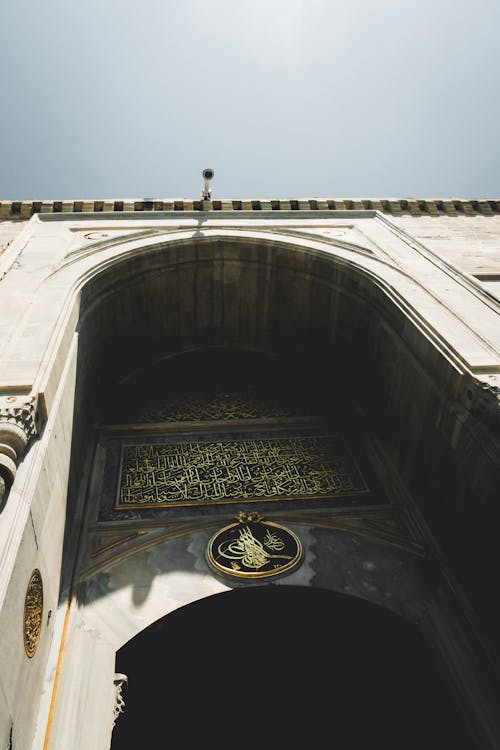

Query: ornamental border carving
left=1, top=197, right=499, bottom=217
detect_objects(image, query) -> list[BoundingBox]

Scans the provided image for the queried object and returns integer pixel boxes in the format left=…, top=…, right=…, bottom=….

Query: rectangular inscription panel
left=115, top=435, right=369, bottom=509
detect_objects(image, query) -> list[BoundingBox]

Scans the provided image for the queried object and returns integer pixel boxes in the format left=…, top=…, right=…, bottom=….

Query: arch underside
left=110, top=586, right=472, bottom=750
left=72, top=236, right=499, bottom=624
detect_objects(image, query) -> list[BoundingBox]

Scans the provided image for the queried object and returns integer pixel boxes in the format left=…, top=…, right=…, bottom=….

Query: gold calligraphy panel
left=137, top=389, right=298, bottom=422
left=115, top=435, right=368, bottom=509
left=24, top=569, right=43, bottom=658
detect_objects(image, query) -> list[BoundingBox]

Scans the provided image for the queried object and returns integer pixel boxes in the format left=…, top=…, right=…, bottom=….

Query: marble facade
left=0, top=201, right=499, bottom=748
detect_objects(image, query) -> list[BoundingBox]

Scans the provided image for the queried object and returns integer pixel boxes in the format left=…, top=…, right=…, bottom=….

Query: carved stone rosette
left=0, top=395, right=40, bottom=501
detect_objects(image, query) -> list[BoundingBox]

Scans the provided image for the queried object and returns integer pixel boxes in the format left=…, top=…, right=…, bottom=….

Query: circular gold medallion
left=207, top=512, right=302, bottom=580
left=24, top=569, right=43, bottom=658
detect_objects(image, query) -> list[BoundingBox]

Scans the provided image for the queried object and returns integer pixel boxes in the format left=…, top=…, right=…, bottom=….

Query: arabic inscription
left=116, top=435, right=368, bottom=508
left=207, top=513, right=302, bottom=579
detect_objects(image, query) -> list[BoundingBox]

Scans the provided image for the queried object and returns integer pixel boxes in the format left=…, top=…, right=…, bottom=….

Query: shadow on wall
left=98, top=347, right=346, bottom=425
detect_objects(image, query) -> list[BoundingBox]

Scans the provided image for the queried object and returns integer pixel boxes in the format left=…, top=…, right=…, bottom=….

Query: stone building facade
left=0, top=197, right=499, bottom=749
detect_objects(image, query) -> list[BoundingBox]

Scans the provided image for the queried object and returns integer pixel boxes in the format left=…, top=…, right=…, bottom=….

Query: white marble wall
left=0, top=209, right=499, bottom=748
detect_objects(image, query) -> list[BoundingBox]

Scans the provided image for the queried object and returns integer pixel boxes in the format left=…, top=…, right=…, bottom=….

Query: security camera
left=202, top=168, right=214, bottom=199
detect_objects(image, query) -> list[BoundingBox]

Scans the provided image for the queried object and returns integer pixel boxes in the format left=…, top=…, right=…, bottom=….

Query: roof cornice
left=1, top=198, right=499, bottom=219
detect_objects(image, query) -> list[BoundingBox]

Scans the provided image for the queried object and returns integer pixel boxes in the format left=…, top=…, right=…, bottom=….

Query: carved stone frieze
left=1, top=197, right=499, bottom=217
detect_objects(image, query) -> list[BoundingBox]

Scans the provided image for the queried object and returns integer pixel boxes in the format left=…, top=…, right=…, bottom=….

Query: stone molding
left=0, top=395, right=40, bottom=488
left=1, top=198, right=500, bottom=218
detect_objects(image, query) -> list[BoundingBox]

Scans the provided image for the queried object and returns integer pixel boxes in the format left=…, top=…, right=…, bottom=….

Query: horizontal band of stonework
left=1, top=198, right=499, bottom=219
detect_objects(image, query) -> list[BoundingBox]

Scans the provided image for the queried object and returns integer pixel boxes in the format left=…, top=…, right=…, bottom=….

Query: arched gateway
left=111, top=585, right=471, bottom=749
left=0, top=207, right=499, bottom=749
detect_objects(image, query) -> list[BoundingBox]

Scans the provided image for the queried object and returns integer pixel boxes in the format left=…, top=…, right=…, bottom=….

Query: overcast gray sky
left=1, top=0, right=499, bottom=200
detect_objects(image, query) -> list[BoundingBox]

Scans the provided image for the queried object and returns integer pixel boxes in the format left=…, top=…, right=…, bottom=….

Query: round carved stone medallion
left=24, top=569, right=43, bottom=658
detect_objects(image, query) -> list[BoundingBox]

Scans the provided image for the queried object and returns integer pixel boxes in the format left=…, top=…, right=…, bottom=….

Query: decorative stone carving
left=0, top=394, right=39, bottom=440
left=112, top=673, right=128, bottom=727
left=0, top=395, right=41, bottom=497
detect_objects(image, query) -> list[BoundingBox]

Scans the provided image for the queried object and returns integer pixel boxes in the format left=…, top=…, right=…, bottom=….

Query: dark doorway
left=111, top=585, right=471, bottom=749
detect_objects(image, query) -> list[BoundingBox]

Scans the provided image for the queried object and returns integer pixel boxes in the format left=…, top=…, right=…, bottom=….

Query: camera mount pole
left=201, top=168, right=214, bottom=201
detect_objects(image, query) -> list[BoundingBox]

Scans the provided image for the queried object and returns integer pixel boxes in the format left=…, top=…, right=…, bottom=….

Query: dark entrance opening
left=111, top=585, right=472, bottom=749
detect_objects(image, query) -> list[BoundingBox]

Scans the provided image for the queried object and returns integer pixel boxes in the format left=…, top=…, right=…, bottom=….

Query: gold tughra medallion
left=23, top=569, right=43, bottom=658
left=207, top=512, right=302, bottom=580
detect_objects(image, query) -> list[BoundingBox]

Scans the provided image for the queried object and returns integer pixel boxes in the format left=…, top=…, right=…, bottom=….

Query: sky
left=1, top=0, right=499, bottom=201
